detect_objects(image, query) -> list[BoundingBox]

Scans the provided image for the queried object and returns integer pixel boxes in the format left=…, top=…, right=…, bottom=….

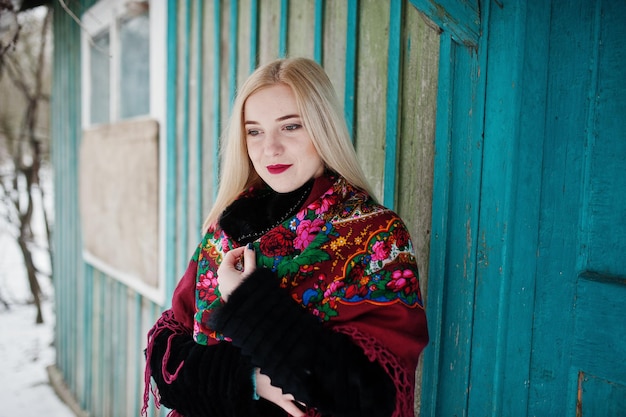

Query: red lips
left=267, top=164, right=292, bottom=174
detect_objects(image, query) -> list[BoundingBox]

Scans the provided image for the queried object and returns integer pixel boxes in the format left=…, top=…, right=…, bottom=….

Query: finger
left=280, top=400, right=305, bottom=417
left=283, top=394, right=307, bottom=409
left=243, top=243, right=257, bottom=271
left=221, top=246, right=245, bottom=268
left=227, top=246, right=246, bottom=258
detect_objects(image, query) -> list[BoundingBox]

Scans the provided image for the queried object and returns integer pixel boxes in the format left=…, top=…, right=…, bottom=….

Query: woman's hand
left=255, top=368, right=306, bottom=417
left=217, top=244, right=256, bottom=302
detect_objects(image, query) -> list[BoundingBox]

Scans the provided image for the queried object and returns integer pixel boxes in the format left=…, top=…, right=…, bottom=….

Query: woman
left=142, top=57, right=428, bottom=417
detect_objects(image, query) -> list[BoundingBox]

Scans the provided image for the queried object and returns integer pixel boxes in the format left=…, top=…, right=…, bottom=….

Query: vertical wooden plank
left=212, top=0, right=222, bottom=198
left=186, top=0, right=200, bottom=244
left=321, top=0, right=347, bottom=100
left=469, top=1, right=551, bottom=413
left=95, top=271, right=105, bottom=415
left=584, top=0, right=626, bottom=274
left=354, top=0, right=389, bottom=198
left=112, top=280, right=120, bottom=416
left=88, top=267, right=96, bottom=414
left=75, top=236, right=86, bottom=409
left=420, top=31, right=483, bottom=416
left=67, top=54, right=75, bottom=392
left=104, top=275, right=112, bottom=417
left=395, top=5, right=440, bottom=413
left=113, top=280, right=122, bottom=417
left=228, top=0, right=239, bottom=107
left=466, top=0, right=512, bottom=413
left=314, top=0, right=325, bottom=62
left=219, top=1, right=231, bottom=139
left=195, top=0, right=205, bottom=235
left=237, top=0, right=253, bottom=85
left=199, top=0, right=218, bottom=205
left=83, top=264, right=94, bottom=412
left=441, top=38, right=481, bottom=415
left=54, top=9, right=64, bottom=385
left=397, top=1, right=439, bottom=308
left=527, top=0, right=593, bottom=413
left=286, top=0, right=316, bottom=59
left=104, top=275, right=113, bottom=417
left=382, top=0, right=403, bottom=208
left=343, top=0, right=358, bottom=140
left=165, top=0, right=179, bottom=305
left=258, top=0, right=281, bottom=63
left=419, top=32, right=452, bottom=417
left=180, top=0, right=192, bottom=274
left=250, top=0, right=259, bottom=72
left=279, top=0, right=289, bottom=57
left=128, top=293, right=142, bottom=416
left=577, top=0, right=602, bottom=275
left=119, top=283, right=129, bottom=416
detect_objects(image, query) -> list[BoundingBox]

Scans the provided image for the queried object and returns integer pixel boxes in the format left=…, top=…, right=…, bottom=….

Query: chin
left=269, top=184, right=297, bottom=193
left=265, top=180, right=302, bottom=193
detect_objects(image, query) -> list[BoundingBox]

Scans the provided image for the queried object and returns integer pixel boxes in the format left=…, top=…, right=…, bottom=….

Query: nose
left=264, top=131, right=283, bottom=156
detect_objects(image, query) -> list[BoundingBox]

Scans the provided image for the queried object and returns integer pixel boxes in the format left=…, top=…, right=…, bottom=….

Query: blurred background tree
left=0, top=2, right=53, bottom=324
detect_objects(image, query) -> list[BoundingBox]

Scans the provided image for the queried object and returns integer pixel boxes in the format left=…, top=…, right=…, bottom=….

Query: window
left=80, top=0, right=166, bottom=304
left=119, top=12, right=150, bottom=118
left=89, top=31, right=110, bottom=124
left=82, top=0, right=164, bottom=127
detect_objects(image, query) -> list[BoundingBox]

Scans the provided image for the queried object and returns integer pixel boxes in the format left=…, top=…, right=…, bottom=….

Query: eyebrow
left=244, top=114, right=301, bottom=125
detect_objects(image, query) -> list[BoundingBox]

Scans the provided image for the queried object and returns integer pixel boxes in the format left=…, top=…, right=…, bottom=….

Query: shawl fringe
left=141, top=310, right=188, bottom=417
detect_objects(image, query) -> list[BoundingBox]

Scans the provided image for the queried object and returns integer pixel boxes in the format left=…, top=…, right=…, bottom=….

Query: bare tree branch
left=0, top=5, right=53, bottom=323
left=0, top=0, right=20, bottom=59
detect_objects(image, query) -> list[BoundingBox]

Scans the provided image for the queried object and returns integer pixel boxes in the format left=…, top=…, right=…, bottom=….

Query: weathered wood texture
left=409, top=0, right=479, bottom=47
left=421, top=0, right=626, bottom=415
left=528, top=0, right=626, bottom=415
left=398, top=4, right=439, bottom=297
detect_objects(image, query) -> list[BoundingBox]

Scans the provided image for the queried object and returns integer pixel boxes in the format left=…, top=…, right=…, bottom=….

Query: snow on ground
left=0, top=196, right=74, bottom=416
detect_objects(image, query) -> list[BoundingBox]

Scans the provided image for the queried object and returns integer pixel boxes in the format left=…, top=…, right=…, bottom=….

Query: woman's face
left=244, top=83, right=325, bottom=193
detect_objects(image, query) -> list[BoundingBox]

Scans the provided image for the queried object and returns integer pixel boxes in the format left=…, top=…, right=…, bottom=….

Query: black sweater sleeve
left=208, top=268, right=396, bottom=417
left=149, top=329, right=288, bottom=417
left=149, top=330, right=253, bottom=417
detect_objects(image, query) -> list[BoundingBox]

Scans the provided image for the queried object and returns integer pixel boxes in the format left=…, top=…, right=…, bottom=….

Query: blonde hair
left=203, top=57, right=373, bottom=230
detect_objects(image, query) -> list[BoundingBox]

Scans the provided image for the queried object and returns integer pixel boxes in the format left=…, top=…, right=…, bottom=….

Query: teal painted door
left=420, top=0, right=626, bottom=415
left=529, top=0, right=626, bottom=415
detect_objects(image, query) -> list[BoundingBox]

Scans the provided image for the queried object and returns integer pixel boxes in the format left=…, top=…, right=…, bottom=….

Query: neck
left=219, top=178, right=316, bottom=244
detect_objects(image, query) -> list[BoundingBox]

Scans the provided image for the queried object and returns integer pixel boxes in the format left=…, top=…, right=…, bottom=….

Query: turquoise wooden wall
left=50, top=1, right=439, bottom=416
left=417, top=0, right=626, bottom=415
left=52, top=4, right=162, bottom=416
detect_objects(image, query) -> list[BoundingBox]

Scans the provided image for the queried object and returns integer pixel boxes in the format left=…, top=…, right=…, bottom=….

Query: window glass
left=119, top=12, right=150, bottom=119
left=89, top=31, right=110, bottom=124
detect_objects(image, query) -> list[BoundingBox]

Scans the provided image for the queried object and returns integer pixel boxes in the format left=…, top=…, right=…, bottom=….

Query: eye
left=247, top=129, right=260, bottom=137
left=284, top=123, right=302, bottom=131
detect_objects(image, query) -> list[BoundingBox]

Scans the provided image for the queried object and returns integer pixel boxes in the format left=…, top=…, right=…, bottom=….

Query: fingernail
left=247, top=243, right=253, bottom=250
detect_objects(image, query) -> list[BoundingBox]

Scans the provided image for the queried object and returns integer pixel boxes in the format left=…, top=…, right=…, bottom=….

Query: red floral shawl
left=191, top=176, right=428, bottom=416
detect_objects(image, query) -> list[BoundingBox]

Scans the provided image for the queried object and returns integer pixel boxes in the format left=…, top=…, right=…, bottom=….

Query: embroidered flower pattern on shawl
left=193, top=177, right=424, bottom=345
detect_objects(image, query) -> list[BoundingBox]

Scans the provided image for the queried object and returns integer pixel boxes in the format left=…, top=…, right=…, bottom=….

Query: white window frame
left=81, top=0, right=166, bottom=127
left=80, top=0, right=167, bottom=305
